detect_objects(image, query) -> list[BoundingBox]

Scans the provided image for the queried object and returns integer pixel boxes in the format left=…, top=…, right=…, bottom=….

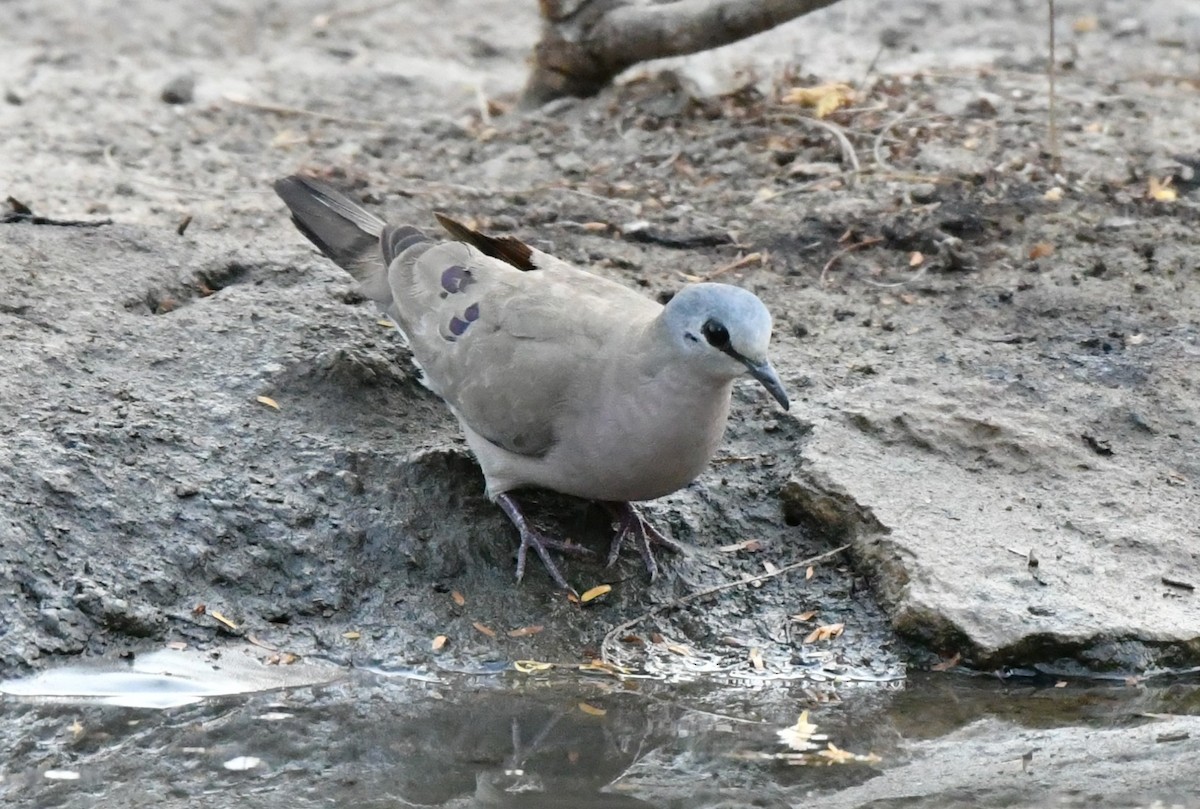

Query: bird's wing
left=387, top=238, right=660, bottom=458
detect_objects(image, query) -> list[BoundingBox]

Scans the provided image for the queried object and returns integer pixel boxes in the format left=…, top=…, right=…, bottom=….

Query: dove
left=274, top=175, right=789, bottom=591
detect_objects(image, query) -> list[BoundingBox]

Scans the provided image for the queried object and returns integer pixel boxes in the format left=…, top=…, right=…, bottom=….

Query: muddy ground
left=1, top=0, right=1199, bottom=805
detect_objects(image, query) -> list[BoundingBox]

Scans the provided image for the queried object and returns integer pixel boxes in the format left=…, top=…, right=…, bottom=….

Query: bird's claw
left=603, top=502, right=684, bottom=581
left=498, top=492, right=592, bottom=594
left=497, top=494, right=681, bottom=591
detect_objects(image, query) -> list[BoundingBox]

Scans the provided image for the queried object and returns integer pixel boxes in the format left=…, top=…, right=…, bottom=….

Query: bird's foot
left=602, top=501, right=684, bottom=580
left=496, top=493, right=594, bottom=593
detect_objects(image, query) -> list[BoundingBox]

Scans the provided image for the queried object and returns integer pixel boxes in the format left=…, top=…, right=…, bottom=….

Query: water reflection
left=0, top=645, right=340, bottom=709
left=0, top=658, right=1196, bottom=808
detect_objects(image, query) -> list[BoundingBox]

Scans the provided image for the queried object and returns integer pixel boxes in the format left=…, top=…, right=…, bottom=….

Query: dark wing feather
left=434, top=212, right=536, bottom=271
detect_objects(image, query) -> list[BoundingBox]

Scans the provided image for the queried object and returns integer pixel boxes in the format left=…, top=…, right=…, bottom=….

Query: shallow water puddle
left=1, top=658, right=1197, bottom=808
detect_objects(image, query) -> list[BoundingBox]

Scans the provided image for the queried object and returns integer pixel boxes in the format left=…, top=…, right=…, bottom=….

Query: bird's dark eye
left=701, top=319, right=730, bottom=348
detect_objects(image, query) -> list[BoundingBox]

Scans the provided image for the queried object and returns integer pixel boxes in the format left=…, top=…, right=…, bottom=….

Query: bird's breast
left=549, top=374, right=735, bottom=502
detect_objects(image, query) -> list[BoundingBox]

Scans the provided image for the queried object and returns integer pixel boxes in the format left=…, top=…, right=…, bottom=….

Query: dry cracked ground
left=1, top=0, right=1198, bottom=695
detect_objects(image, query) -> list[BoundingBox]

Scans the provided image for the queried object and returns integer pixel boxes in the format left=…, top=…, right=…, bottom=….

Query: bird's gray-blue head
left=661, top=282, right=789, bottom=410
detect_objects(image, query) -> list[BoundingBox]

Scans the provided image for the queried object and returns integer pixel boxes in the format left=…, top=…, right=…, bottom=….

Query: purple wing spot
left=440, top=265, right=475, bottom=294
left=464, top=302, right=480, bottom=322
left=448, top=315, right=470, bottom=336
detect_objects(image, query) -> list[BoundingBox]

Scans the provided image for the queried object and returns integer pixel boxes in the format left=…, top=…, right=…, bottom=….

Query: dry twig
left=600, top=544, right=851, bottom=664
left=819, top=237, right=882, bottom=286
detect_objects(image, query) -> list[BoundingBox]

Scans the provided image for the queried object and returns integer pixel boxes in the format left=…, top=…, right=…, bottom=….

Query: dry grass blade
left=769, top=112, right=861, bottom=174
left=872, top=105, right=914, bottom=170
left=223, top=94, right=388, bottom=128
left=1046, top=0, right=1059, bottom=165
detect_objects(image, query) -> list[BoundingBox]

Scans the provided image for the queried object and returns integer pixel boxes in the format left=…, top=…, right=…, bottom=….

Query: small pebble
left=222, top=756, right=262, bottom=772
left=161, top=75, right=195, bottom=105
left=44, top=770, right=81, bottom=781
left=552, top=152, right=588, bottom=176
left=910, top=183, right=939, bottom=204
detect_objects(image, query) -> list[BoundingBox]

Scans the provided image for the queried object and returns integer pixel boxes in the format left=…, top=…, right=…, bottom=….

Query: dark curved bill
left=745, top=359, right=789, bottom=411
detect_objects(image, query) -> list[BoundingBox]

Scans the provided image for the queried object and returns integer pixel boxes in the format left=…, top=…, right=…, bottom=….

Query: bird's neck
left=630, top=317, right=736, bottom=420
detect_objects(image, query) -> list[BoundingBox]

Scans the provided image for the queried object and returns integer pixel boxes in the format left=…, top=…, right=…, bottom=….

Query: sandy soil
left=2, top=0, right=1200, bottom=805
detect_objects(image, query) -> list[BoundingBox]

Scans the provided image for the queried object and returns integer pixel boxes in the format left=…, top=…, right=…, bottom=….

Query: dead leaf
left=431, top=635, right=448, bottom=651
left=817, top=742, right=881, bottom=764
left=210, top=610, right=239, bottom=630
left=450, top=590, right=466, bottom=606
left=472, top=622, right=497, bottom=638
left=763, top=561, right=780, bottom=576
left=255, top=395, right=280, bottom=410
left=377, top=318, right=395, bottom=328
left=803, top=623, right=845, bottom=644
left=1072, top=16, right=1098, bottom=33
left=931, top=652, right=961, bottom=672
left=167, top=641, right=188, bottom=651
left=269, top=129, right=305, bottom=149
left=581, top=222, right=609, bottom=232
left=781, top=83, right=855, bottom=118
left=666, top=643, right=692, bottom=657
left=909, top=251, right=924, bottom=267
left=1148, top=176, right=1177, bottom=202
left=1055, top=680, right=1068, bottom=688
left=792, top=610, right=818, bottom=622
left=342, top=630, right=361, bottom=640
left=1043, top=186, right=1064, bottom=202
left=1028, top=242, right=1055, bottom=260
left=805, top=566, right=815, bottom=580
left=580, top=584, right=612, bottom=604
left=819, top=742, right=858, bottom=764
left=577, top=659, right=633, bottom=676
left=514, top=660, right=554, bottom=673
left=506, top=625, right=544, bottom=638
left=749, top=647, right=765, bottom=671
left=777, top=710, right=823, bottom=751
left=578, top=702, right=607, bottom=717
left=717, top=539, right=763, bottom=553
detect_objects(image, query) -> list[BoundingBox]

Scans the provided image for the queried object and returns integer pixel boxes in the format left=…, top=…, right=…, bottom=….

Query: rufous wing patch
left=434, top=212, right=536, bottom=272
